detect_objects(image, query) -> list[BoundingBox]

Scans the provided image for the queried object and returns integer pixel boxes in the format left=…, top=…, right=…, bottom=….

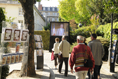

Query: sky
left=35, top=0, right=59, bottom=7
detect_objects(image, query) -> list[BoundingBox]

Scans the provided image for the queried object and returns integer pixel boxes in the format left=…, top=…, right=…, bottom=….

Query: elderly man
left=58, top=35, right=70, bottom=77
left=69, top=35, right=95, bottom=79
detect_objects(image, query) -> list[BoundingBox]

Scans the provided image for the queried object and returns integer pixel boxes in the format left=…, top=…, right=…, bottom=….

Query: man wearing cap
left=69, top=35, right=95, bottom=79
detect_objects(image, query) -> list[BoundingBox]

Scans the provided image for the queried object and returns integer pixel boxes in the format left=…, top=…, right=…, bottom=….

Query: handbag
left=84, top=46, right=93, bottom=67
left=51, top=51, right=55, bottom=61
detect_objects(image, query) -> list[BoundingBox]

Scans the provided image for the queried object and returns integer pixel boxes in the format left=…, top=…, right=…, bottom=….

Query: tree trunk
left=19, top=0, right=36, bottom=76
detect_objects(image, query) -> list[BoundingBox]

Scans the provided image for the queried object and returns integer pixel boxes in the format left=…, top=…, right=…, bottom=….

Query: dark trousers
left=88, top=65, right=102, bottom=79
left=54, top=54, right=58, bottom=66
left=58, top=57, right=68, bottom=76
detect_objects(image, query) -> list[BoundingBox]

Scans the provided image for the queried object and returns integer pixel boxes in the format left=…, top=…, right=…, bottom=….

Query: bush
left=0, top=8, right=5, bottom=33
left=1, top=65, right=9, bottom=79
left=34, top=30, right=50, bottom=50
left=70, top=26, right=104, bottom=44
left=97, top=22, right=118, bottom=40
left=70, top=36, right=109, bottom=61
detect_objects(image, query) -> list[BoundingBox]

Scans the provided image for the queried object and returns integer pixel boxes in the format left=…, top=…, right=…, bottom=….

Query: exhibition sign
left=1, top=27, right=29, bottom=66
left=34, top=35, right=44, bottom=69
left=1, top=28, right=29, bottom=42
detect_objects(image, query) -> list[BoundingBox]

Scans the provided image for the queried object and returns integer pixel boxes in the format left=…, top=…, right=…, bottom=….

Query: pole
left=110, top=13, right=114, bottom=72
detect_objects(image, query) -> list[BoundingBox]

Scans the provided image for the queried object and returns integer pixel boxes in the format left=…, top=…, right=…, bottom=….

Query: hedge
left=34, top=30, right=50, bottom=50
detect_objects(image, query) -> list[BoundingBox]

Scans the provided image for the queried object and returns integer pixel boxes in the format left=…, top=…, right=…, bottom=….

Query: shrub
left=1, top=65, right=9, bottom=79
left=97, top=22, right=118, bottom=40
left=0, top=8, right=5, bottom=33
left=34, top=30, right=50, bottom=50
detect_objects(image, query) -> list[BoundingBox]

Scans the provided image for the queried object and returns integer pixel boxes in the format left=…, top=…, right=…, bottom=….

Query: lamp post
left=110, top=13, right=114, bottom=72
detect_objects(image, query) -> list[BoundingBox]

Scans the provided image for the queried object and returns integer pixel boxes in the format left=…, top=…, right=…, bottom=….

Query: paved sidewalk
left=44, top=50, right=118, bottom=79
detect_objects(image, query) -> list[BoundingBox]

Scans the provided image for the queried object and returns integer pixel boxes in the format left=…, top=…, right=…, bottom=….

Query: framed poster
left=13, top=29, right=21, bottom=41
left=6, top=56, right=11, bottom=64
left=11, top=54, right=15, bottom=64
left=2, top=55, right=7, bottom=65
left=36, top=42, right=43, bottom=49
left=21, top=30, right=29, bottom=41
left=15, top=55, right=19, bottom=63
left=36, top=49, right=43, bottom=56
left=19, top=53, right=23, bottom=62
left=4, top=29, right=12, bottom=41
left=34, top=35, right=42, bottom=42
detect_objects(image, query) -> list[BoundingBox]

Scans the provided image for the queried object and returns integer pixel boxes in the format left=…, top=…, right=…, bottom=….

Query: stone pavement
left=43, top=50, right=118, bottom=79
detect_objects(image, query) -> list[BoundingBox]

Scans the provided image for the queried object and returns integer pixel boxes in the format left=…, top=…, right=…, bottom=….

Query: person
left=69, top=35, right=95, bottom=79
left=88, top=34, right=104, bottom=79
left=58, top=35, right=70, bottom=77
left=83, top=37, right=87, bottom=45
left=52, top=24, right=56, bottom=36
left=52, top=38, right=60, bottom=69
left=56, top=24, right=65, bottom=36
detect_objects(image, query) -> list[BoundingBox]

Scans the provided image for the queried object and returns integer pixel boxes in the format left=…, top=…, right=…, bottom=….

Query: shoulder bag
left=84, top=46, right=93, bottom=67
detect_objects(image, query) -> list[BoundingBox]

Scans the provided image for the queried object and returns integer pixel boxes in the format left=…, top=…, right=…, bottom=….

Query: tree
left=59, top=0, right=118, bottom=25
left=58, top=0, right=91, bottom=25
left=0, top=8, right=5, bottom=33
left=18, top=0, right=38, bottom=76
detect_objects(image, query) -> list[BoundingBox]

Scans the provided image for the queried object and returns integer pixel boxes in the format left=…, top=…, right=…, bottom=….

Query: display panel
left=13, top=29, right=21, bottom=41
left=51, top=22, right=69, bottom=36
left=4, top=29, right=12, bottom=41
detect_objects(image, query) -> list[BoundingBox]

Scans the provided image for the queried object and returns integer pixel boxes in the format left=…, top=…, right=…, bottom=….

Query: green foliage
left=34, top=31, right=50, bottom=50
left=97, top=22, right=118, bottom=40
left=0, top=8, right=5, bottom=33
left=1, top=65, right=9, bottom=79
left=43, top=23, right=50, bottom=31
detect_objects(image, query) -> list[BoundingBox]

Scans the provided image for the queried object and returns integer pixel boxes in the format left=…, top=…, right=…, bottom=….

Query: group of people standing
left=52, top=34, right=104, bottom=79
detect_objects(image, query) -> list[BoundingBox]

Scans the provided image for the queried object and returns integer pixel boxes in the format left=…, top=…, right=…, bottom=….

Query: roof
left=41, top=7, right=58, bottom=11
left=33, top=5, right=45, bottom=22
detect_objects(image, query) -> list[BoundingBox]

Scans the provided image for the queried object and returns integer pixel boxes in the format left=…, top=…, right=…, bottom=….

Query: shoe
left=58, top=71, right=61, bottom=74
left=64, top=74, right=67, bottom=77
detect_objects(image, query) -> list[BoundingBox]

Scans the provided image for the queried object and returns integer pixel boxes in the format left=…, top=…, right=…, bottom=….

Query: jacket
left=88, top=40, right=105, bottom=65
left=69, top=44, right=95, bottom=72
left=58, top=40, right=70, bottom=57
left=52, top=42, right=60, bottom=54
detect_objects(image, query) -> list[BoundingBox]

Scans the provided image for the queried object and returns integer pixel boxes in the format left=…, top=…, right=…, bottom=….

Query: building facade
left=38, top=2, right=59, bottom=25
left=0, top=0, right=45, bottom=30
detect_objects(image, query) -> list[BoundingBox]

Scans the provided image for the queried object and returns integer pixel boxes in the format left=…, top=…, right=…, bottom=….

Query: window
left=19, top=8, right=23, bottom=16
left=52, top=18, right=55, bottom=21
left=57, top=18, right=59, bottom=21
left=43, top=7, right=45, bottom=11
left=53, top=13, right=55, bottom=16
left=53, top=7, right=55, bottom=11
left=18, top=20, right=23, bottom=28
left=18, top=20, right=23, bottom=25
left=42, top=12, right=45, bottom=15
left=48, top=7, right=50, bottom=11
left=47, top=12, right=50, bottom=15
left=55, top=13, right=57, bottom=16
